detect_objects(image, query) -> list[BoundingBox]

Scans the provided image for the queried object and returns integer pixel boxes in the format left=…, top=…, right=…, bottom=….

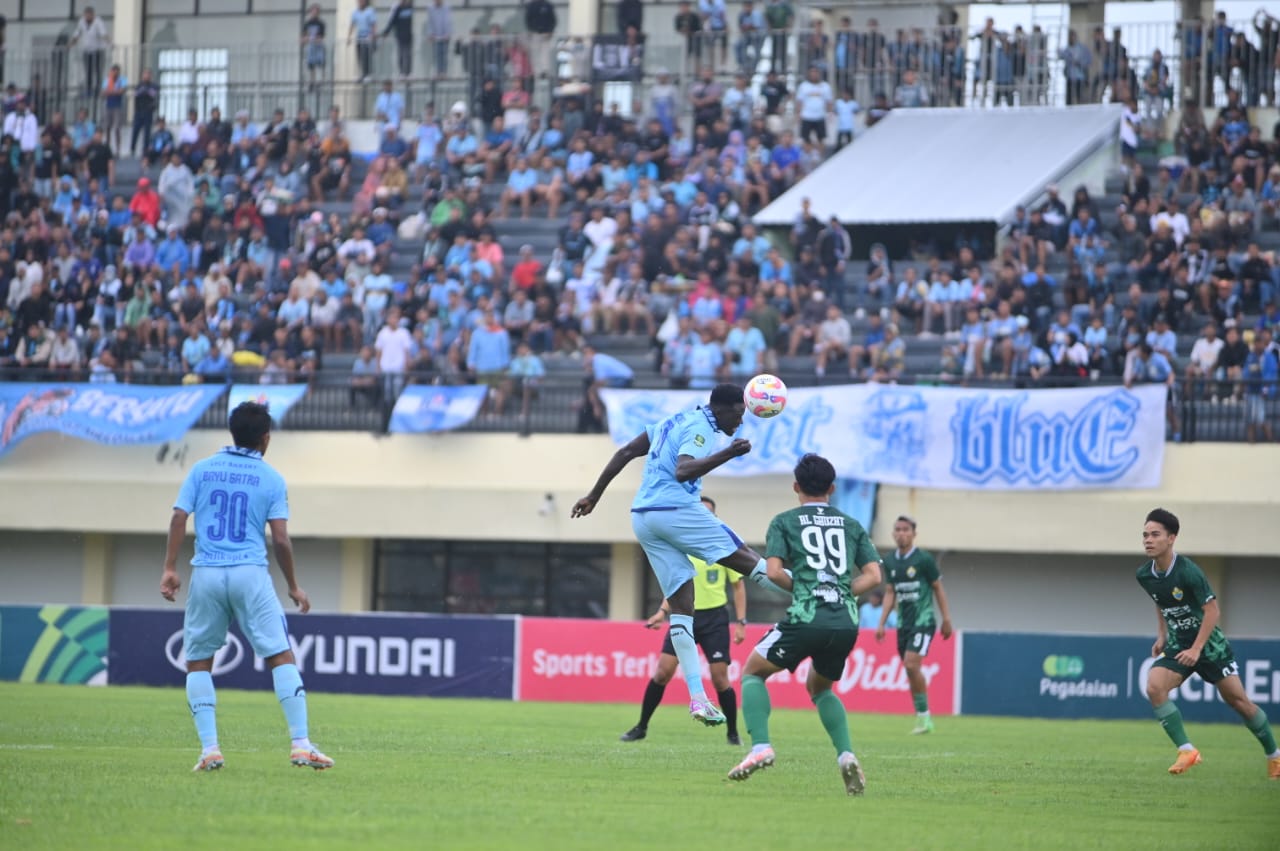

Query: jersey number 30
left=800, top=526, right=847, bottom=575
left=206, top=489, right=249, bottom=543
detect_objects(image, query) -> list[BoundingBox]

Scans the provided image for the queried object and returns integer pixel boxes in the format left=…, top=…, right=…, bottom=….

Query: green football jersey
left=1135, top=555, right=1232, bottom=660
left=883, top=547, right=941, bottom=630
left=765, top=503, right=881, bottom=629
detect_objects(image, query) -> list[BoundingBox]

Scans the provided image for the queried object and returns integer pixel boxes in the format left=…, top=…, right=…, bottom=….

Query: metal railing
left=1, top=368, right=1274, bottom=442
left=4, top=16, right=1277, bottom=127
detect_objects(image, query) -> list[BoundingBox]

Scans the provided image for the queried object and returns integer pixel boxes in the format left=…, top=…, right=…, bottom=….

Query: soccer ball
left=744, top=374, right=788, bottom=419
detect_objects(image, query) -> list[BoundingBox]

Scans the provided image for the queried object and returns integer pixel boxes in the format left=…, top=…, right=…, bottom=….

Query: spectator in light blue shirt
left=415, top=111, right=443, bottom=170
left=506, top=340, right=546, bottom=418
left=1145, top=317, right=1177, bottom=361
left=180, top=325, right=211, bottom=372
left=687, top=327, right=725, bottom=389
left=156, top=227, right=191, bottom=276
left=468, top=309, right=512, bottom=378
left=583, top=344, right=634, bottom=425
left=374, top=80, right=405, bottom=128
left=858, top=588, right=897, bottom=630
left=725, top=314, right=767, bottom=377
left=732, top=224, right=771, bottom=265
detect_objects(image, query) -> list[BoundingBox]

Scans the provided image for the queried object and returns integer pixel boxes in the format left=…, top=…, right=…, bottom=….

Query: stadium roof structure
left=753, top=104, right=1123, bottom=228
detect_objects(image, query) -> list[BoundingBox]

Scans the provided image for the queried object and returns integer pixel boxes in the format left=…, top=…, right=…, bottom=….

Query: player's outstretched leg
left=272, top=661, right=334, bottom=770
left=728, top=673, right=775, bottom=781
left=187, top=669, right=223, bottom=772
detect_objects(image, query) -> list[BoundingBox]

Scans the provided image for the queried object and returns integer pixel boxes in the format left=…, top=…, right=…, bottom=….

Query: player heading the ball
left=572, top=383, right=790, bottom=729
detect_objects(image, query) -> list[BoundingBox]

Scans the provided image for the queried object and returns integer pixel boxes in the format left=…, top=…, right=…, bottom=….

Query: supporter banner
left=0, top=605, right=109, bottom=685
left=108, top=608, right=515, bottom=698
left=226, top=384, right=308, bottom=424
left=517, top=617, right=955, bottom=714
left=834, top=479, right=877, bottom=530
left=960, top=632, right=1280, bottom=723
left=600, top=383, right=1167, bottom=490
left=0, top=383, right=225, bottom=458
left=388, top=385, right=487, bottom=434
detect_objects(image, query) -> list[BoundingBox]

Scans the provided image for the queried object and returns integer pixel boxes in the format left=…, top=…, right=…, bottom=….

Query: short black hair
left=229, top=401, right=272, bottom=449
left=1145, top=508, right=1179, bottom=536
left=896, top=515, right=917, bottom=530
left=709, top=383, right=743, bottom=407
left=700, top=495, right=716, bottom=512
left=794, top=453, right=836, bottom=498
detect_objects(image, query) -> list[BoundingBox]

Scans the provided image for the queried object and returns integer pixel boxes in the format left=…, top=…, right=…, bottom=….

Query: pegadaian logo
left=1042, top=655, right=1085, bottom=678
left=166, top=629, right=246, bottom=676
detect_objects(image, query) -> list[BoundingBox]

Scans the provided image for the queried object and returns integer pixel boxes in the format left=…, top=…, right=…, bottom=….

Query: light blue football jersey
left=175, top=447, right=289, bottom=567
left=631, top=407, right=722, bottom=512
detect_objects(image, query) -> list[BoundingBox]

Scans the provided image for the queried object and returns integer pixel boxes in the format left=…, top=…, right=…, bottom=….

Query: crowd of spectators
left=0, top=8, right=1278, bottom=437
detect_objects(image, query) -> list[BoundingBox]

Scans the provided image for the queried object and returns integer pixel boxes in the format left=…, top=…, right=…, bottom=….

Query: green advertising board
left=0, top=605, right=109, bottom=684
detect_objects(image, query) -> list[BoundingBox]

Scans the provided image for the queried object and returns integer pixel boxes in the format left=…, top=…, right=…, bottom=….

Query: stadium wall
left=1, top=432, right=1277, bottom=633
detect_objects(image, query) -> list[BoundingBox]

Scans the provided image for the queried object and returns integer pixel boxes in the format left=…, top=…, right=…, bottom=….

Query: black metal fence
left=1, top=368, right=1276, bottom=443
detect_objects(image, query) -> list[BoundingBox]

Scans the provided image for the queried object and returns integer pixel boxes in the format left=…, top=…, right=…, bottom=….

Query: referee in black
left=621, top=496, right=749, bottom=745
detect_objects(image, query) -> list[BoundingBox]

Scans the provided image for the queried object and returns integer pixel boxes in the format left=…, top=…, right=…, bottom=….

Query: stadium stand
left=0, top=11, right=1277, bottom=442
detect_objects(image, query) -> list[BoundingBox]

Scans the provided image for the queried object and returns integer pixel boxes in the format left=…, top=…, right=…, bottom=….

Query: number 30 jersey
left=175, top=446, right=289, bottom=568
left=765, top=503, right=881, bottom=629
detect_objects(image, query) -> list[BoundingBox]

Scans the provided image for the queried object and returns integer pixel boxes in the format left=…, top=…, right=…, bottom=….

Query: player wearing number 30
left=159, top=402, right=333, bottom=773
left=727, top=454, right=883, bottom=795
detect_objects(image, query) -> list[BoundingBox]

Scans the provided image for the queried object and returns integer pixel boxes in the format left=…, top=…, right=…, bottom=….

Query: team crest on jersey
left=693, top=434, right=705, bottom=447
left=1172, top=587, right=1184, bottom=600
left=906, top=566, right=917, bottom=578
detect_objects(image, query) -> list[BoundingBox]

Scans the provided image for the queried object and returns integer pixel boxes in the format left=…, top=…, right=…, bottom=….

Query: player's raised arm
left=572, top=431, right=651, bottom=518
left=674, top=438, right=752, bottom=482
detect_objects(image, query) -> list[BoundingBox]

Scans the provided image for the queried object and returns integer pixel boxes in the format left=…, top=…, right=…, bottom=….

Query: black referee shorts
left=661, top=606, right=732, bottom=665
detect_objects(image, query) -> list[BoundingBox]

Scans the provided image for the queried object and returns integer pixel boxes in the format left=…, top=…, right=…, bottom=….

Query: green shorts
left=755, top=622, right=858, bottom=682
left=897, top=626, right=937, bottom=659
left=1152, top=649, right=1239, bottom=684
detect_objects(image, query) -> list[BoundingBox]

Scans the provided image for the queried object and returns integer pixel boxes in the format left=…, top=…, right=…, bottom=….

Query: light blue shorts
left=184, top=565, right=290, bottom=662
left=631, top=503, right=743, bottom=598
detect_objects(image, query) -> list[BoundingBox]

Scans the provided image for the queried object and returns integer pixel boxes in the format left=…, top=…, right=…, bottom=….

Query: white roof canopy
left=754, top=105, right=1123, bottom=227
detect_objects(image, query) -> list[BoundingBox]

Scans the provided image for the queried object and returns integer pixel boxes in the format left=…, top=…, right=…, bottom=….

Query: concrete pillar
left=1066, top=1, right=1105, bottom=39
left=568, top=0, right=599, bottom=36
left=333, top=0, right=362, bottom=128
left=113, top=0, right=145, bottom=112
left=339, top=537, right=374, bottom=613
left=81, top=533, right=112, bottom=605
left=607, top=542, right=644, bottom=621
left=1196, top=555, right=1227, bottom=621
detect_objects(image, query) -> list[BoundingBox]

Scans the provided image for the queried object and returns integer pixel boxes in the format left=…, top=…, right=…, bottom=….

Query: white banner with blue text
left=600, top=383, right=1168, bottom=490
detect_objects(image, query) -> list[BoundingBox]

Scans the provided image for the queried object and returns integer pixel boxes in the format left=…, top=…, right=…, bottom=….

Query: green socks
left=741, top=674, right=771, bottom=747
left=813, top=689, right=853, bottom=755
left=1154, top=701, right=1191, bottom=748
left=1246, top=708, right=1278, bottom=755
left=912, top=691, right=929, bottom=714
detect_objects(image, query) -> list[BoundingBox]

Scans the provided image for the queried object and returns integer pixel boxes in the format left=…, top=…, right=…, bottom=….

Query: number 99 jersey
left=765, top=503, right=881, bottom=630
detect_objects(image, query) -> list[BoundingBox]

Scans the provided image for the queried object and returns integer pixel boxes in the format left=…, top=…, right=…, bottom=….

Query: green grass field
left=0, top=683, right=1275, bottom=851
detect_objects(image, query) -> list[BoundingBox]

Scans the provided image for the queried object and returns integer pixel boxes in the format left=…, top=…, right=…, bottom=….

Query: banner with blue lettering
left=0, top=383, right=225, bottom=458
left=960, top=632, right=1280, bottom=723
left=600, top=384, right=1167, bottom=490
left=108, top=608, right=517, bottom=699
left=388, top=384, right=488, bottom=433
left=226, top=384, right=308, bottom=424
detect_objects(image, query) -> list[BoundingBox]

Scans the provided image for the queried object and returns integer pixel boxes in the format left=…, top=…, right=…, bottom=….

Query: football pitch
left=0, top=684, right=1275, bottom=851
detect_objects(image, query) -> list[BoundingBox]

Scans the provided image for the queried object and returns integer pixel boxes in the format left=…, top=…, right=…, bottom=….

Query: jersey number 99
left=206, top=489, right=250, bottom=543
left=800, top=526, right=847, bottom=575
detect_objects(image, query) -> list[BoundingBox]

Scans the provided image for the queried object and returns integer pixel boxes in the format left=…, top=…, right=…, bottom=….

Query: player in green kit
left=877, top=515, right=953, bottom=734
left=727, top=454, right=883, bottom=795
left=1137, top=508, right=1280, bottom=779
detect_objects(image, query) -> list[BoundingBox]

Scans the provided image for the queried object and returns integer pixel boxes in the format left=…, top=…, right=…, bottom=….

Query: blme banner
left=600, top=383, right=1167, bottom=490
left=517, top=617, right=956, bottom=715
left=0, top=605, right=109, bottom=685
left=226, top=384, right=308, bottom=424
left=108, top=608, right=516, bottom=698
left=960, top=632, right=1280, bottom=723
left=388, top=385, right=487, bottom=433
left=0, top=383, right=225, bottom=457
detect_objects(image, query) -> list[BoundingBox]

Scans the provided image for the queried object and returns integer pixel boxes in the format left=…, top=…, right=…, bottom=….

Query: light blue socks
left=186, top=670, right=219, bottom=751
left=272, top=663, right=310, bottom=744
left=668, top=614, right=708, bottom=701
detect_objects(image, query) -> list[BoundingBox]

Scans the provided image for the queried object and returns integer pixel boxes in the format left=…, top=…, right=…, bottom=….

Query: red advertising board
left=517, top=617, right=955, bottom=714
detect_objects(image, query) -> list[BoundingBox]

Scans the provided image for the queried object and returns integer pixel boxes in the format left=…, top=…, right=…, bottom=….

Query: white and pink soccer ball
left=744, top=374, right=788, bottom=419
